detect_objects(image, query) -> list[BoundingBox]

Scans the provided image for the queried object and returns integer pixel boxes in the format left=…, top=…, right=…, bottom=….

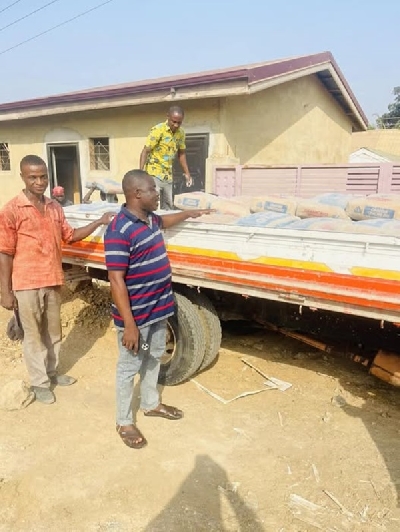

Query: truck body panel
left=62, top=206, right=400, bottom=323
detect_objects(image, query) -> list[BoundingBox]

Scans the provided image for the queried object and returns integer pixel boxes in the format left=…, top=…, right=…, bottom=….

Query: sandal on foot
left=116, top=424, right=147, bottom=449
left=144, top=403, right=183, bottom=420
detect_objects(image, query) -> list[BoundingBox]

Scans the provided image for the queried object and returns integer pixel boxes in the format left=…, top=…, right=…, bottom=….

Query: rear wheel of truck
left=177, top=287, right=222, bottom=371
left=158, top=292, right=206, bottom=386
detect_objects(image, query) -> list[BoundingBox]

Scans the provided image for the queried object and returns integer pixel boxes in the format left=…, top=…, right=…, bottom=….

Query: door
left=172, top=133, right=209, bottom=195
left=47, top=144, right=81, bottom=203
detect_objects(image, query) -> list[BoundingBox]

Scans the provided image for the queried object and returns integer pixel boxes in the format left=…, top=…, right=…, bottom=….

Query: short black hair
left=20, top=154, right=46, bottom=171
left=168, top=105, right=184, bottom=117
left=122, top=169, right=151, bottom=194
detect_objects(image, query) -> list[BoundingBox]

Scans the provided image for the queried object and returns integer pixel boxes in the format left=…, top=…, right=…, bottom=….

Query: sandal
left=144, top=403, right=184, bottom=420
left=116, top=424, right=147, bottom=449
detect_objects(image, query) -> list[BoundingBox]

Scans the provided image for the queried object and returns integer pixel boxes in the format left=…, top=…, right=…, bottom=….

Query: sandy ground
left=0, top=283, right=399, bottom=532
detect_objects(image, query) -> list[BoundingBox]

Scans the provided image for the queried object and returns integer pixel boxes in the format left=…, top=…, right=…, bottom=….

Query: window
left=89, top=137, right=110, bottom=170
left=0, top=142, right=10, bottom=171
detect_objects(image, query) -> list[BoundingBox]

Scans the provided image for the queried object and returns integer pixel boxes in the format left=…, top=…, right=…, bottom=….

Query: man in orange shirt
left=0, top=155, right=114, bottom=404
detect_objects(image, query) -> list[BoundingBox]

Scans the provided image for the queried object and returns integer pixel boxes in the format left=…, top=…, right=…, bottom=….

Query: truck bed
left=62, top=204, right=400, bottom=323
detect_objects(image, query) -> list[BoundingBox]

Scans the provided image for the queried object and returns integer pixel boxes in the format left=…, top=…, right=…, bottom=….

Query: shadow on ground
left=144, top=454, right=265, bottom=532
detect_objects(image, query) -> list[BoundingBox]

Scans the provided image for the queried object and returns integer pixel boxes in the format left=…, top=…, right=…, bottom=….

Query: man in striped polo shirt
left=104, top=169, right=212, bottom=449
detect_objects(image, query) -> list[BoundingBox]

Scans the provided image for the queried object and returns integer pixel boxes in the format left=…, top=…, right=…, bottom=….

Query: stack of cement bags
left=173, top=191, right=400, bottom=236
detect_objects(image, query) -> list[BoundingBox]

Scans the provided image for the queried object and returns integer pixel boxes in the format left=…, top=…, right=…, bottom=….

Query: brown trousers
left=15, top=287, right=62, bottom=388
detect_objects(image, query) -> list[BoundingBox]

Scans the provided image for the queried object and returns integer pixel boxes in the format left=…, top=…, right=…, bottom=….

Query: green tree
left=378, top=87, right=400, bottom=128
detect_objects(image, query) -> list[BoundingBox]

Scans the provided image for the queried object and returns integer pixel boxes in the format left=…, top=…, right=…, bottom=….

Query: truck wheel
left=177, top=287, right=222, bottom=371
left=158, top=292, right=206, bottom=386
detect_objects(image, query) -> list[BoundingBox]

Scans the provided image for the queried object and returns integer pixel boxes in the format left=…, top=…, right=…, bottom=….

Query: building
left=349, top=147, right=400, bottom=163
left=0, top=51, right=367, bottom=206
left=352, top=129, right=400, bottom=159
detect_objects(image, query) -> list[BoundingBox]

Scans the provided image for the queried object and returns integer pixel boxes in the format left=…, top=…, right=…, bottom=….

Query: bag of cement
left=189, top=213, right=238, bottom=225
left=296, top=199, right=350, bottom=219
left=174, top=192, right=217, bottom=210
left=229, top=196, right=255, bottom=208
left=312, top=192, right=357, bottom=209
left=85, top=178, right=123, bottom=195
left=235, top=212, right=299, bottom=228
left=346, top=194, right=400, bottom=221
left=212, top=198, right=250, bottom=217
left=250, top=195, right=298, bottom=215
left=352, top=219, right=400, bottom=236
left=285, top=217, right=353, bottom=232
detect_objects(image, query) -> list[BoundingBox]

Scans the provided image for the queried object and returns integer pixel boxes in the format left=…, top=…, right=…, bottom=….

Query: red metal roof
left=0, top=52, right=367, bottom=127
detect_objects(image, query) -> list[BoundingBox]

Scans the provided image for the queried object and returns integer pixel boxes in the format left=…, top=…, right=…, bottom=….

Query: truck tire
left=177, top=287, right=222, bottom=371
left=158, top=292, right=206, bottom=386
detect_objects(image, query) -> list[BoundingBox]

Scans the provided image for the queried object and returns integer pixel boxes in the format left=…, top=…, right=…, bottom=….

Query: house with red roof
left=0, top=51, right=367, bottom=205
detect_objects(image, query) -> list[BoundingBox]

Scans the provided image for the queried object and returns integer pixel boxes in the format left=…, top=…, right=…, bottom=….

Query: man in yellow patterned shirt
left=140, top=106, right=192, bottom=210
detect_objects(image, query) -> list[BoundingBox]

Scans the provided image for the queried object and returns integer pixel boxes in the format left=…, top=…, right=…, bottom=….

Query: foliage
left=377, top=87, right=400, bottom=128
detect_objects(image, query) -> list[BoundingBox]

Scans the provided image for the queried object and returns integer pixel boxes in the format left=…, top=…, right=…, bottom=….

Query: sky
left=0, top=0, right=398, bottom=123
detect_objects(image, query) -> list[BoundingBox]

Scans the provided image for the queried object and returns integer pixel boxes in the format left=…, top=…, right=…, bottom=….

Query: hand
left=1, top=291, right=17, bottom=311
left=184, top=174, right=193, bottom=187
left=185, top=209, right=216, bottom=219
left=122, top=324, right=140, bottom=352
left=99, top=212, right=115, bottom=225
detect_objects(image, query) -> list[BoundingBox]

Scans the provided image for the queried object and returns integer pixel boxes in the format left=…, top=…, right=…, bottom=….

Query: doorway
left=172, top=133, right=209, bottom=195
left=47, top=143, right=81, bottom=203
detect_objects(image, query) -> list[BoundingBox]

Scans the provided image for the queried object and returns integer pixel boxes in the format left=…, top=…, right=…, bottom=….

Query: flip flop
left=144, top=403, right=184, bottom=420
left=116, top=424, right=147, bottom=449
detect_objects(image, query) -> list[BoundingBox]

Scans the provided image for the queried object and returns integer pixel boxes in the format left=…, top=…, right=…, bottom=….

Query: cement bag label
left=250, top=195, right=297, bottom=215
left=295, top=200, right=350, bottom=219
left=363, top=206, right=395, bottom=219
left=346, top=194, right=400, bottom=221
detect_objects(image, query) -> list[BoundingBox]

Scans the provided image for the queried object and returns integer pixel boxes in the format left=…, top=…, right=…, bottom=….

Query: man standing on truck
left=104, top=169, right=211, bottom=449
left=0, top=155, right=114, bottom=405
left=139, top=106, right=192, bottom=210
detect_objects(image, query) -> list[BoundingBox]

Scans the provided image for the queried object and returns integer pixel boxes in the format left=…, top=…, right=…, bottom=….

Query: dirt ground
left=0, top=283, right=399, bottom=532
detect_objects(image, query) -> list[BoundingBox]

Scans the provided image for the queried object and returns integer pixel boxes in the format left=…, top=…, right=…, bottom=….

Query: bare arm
left=0, top=252, right=17, bottom=310
left=178, top=150, right=192, bottom=186
left=70, top=213, right=114, bottom=243
left=161, top=209, right=214, bottom=229
left=140, top=147, right=151, bottom=170
left=82, top=186, right=96, bottom=204
left=108, top=270, right=139, bottom=351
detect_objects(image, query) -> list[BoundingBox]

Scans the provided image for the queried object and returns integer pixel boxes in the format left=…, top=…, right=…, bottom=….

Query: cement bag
left=174, top=192, right=217, bottom=210
left=190, top=213, right=237, bottom=225
left=312, top=192, right=357, bottom=210
left=250, top=195, right=298, bottom=215
left=212, top=198, right=250, bottom=217
left=228, top=196, right=255, bottom=208
left=296, top=199, right=350, bottom=219
left=346, top=194, right=400, bottom=221
left=85, top=178, right=123, bottom=194
left=235, top=212, right=299, bottom=228
left=353, top=219, right=400, bottom=236
left=285, top=217, right=353, bottom=232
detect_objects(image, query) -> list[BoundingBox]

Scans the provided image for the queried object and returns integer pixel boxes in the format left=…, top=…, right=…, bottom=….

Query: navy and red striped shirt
left=104, top=206, right=174, bottom=328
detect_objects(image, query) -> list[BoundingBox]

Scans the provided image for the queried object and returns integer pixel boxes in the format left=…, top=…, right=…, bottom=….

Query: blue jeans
left=116, top=319, right=167, bottom=426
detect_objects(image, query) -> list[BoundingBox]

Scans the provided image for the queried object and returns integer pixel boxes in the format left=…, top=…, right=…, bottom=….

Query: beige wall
left=0, top=75, right=355, bottom=206
left=0, top=100, right=224, bottom=206
left=351, top=129, right=400, bottom=156
left=222, top=75, right=353, bottom=165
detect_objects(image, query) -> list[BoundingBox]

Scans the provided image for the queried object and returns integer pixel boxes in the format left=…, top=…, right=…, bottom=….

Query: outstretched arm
left=160, top=209, right=214, bottom=229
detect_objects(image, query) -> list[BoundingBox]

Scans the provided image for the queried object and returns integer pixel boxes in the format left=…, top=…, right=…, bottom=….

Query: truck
left=61, top=166, right=400, bottom=388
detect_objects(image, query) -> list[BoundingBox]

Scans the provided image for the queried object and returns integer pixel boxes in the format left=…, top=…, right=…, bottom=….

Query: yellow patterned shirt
left=144, top=121, right=186, bottom=183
